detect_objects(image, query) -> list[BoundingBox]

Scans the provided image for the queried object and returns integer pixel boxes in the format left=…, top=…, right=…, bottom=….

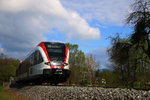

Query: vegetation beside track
left=0, top=86, right=16, bottom=100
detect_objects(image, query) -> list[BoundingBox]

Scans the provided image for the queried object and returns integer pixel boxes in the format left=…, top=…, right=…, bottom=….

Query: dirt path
left=4, top=87, right=31, bottom=100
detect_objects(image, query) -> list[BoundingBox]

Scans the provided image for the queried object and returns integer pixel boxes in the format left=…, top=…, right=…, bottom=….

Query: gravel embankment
left=11, top=86, right=150, bottom=100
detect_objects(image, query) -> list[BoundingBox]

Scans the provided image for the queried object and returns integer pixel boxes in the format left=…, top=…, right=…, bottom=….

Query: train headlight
left=64, top=63, right=68, bottom=66
left=51, top=62, right=57, bottom=66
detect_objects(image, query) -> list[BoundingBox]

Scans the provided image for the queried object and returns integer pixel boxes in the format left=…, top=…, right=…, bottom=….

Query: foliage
left=0, top=86, right=16, bottom=100
left=0, top=58, right=19, bottom=85
left=98, top=70, right=122, bottom=87
left=85, top=55, right=99, bottom=85
left=66, top=43, right=80, bottom=66
left=127, top=0, right=150, bottom=58
left=105, top=0, right=150, bottom=89
left=107, top=34, right=150, bottom=87
left=66, top=43, right=98, bottom=86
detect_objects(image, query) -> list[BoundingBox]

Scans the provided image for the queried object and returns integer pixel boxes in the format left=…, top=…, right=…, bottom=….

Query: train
left=16, top=42, right=71, bottom=85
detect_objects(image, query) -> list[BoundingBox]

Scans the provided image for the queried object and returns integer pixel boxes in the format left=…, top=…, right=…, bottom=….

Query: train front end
left=38, top=42, right=70, bottom=83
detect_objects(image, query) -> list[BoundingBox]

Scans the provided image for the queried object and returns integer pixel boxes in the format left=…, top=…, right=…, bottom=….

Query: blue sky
left=46, top=25, right=132, bottom=51
left=0, top=0, right=134, bottom=68
left=46, top=24, right=133, bottom=68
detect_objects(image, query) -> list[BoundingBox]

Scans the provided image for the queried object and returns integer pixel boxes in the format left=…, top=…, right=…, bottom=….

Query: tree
left=108, top=34, right=150, bottom=87
left=85, top=54, right=99, bottom=85
left=65, top=43, right=79, bottom=66
left=65, top=43, right=99, bottom=86
left=0, top=58, right=19, bottom=85
left=76, top=50, right=85, bottom=66
left=126, top=0, right=150, bottom=58
left=65, top=43, right=87, bottom=85
left=107, top=36, right=134, bottom=86
left=107, top=0, right=150, bottom=88
left=126, top=0, right=150, bottom=87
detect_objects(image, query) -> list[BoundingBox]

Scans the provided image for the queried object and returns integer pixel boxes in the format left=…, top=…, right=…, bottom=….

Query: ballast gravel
left=12, top=86, right=150, bottom=100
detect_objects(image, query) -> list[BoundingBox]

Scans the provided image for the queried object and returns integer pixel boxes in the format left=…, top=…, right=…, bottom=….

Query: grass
left=0, top=86, right=16, bottom=100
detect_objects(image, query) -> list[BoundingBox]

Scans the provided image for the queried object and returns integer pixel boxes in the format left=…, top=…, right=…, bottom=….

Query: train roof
left=38, top=41, right=65, bottom=46
left=21, top=41, right=66, bottom=62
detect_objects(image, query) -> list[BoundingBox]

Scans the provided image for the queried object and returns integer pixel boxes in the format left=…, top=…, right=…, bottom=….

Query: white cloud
left=61, top=0, right=132, bottom=25
left=0, top=0, right=100, bottom=58
left=0, top=47, right=4, bottom=53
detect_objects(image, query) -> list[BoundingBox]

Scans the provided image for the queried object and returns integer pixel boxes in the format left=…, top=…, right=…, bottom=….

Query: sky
left=0, top=0, right=134, bottom=69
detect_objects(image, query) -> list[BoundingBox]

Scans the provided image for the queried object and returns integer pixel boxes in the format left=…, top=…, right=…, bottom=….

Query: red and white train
left=16, top=42, right=70, bottom=84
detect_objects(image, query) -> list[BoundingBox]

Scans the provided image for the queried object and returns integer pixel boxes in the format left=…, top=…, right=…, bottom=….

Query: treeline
left=107, top=0, right=150, bottom=89
left=66, top=43, right=150, bottom=89
left=0, top=40, right=149, bottom=89
left=65, top=43, right=99, bottom=86
left=65, top=43, right=119, bottom=87
left=0, top=54, right=20, bottom=85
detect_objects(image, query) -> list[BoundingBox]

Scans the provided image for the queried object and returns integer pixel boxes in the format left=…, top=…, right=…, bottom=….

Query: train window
left=37, top=51, right=43, bottom=64
left=28, top=51, right=43, bottom=66
left=39, top=51, right=43, bottom=63
left=47, top=45, right=63, bottom=48
left=34, top=51, right=38, bottom=65
left=47, top=49, right=63, bottom=53
left=30, top=53, right=34, bottom=66
left=45, top=43, right=65, bottom=57
left=26, top=57, right=30, bottom=68
left=32, top=50, right=44, bottom=65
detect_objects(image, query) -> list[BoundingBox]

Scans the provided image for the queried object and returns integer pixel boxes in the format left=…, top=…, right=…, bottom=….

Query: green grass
left=0, top=86, right=16, bottom=100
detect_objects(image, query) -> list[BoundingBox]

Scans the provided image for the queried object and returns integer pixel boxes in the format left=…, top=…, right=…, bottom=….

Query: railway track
left=10, top=85, right=150, bottom=100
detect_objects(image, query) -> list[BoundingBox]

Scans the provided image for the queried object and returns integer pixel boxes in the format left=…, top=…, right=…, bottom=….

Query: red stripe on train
left=38, top=42, right=51, bottom=62
left=38, top=43, right=55, bottom=69
left=50, top=66, right=64, bottom=68
left=61, top=66, right=65, bottom=68
left=64, top=46, right=69, bottom=63
left=50, top=66, right=55, bottom=68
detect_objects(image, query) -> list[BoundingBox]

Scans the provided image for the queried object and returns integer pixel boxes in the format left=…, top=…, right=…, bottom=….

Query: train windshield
left=45, top=43, right=65, bottom=61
